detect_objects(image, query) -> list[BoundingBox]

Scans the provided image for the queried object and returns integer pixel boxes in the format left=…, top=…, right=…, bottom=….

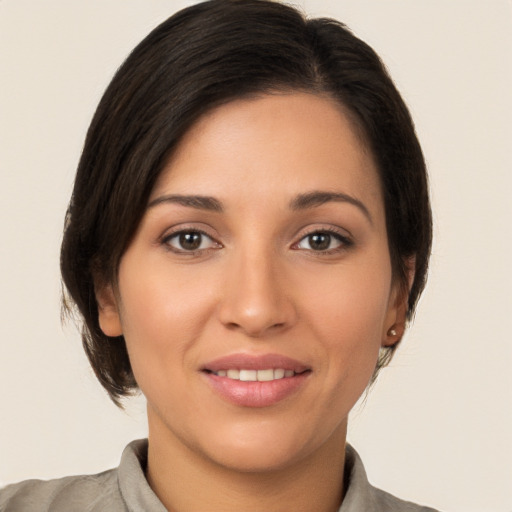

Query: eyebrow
left=147, top=190, right=372, bottom=222
left=147, top=194, right=223, bottom=212
left=289, top=191, right=372, bottom=223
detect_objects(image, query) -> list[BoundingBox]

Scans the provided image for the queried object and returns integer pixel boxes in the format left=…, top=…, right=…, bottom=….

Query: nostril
left=223, top=320, right=287, bottom=337
left=217, top=285, right=297, bottom=336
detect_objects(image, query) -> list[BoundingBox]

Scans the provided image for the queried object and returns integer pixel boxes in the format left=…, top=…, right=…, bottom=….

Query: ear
left=382, top=257, right=415, bottom=347
left=95, top=282, right=123, bottom=337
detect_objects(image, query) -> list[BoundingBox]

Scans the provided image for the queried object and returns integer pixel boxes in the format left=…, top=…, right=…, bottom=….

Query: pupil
left=309, top=233, right=330, bottom=251
left=179, top=232, right=201, bottom=250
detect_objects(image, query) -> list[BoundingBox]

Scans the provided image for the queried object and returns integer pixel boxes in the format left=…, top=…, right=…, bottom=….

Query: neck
left=146, top=411, right=347, bottom=512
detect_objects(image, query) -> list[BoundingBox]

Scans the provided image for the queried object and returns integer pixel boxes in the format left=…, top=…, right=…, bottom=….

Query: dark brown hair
left=61, top=0, right=432, bottom=405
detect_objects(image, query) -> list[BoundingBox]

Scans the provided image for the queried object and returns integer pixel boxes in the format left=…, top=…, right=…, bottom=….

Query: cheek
left=119, top=249, right=217, bottom=329
left=305, top=261, right=391, bottom=337
left=116, top=255, right=218, bottom=388
left=301, top=257, right=392, bottom=378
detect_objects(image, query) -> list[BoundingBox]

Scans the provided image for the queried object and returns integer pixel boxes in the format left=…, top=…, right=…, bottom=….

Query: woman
left=0, top=1, right=437, bottom=510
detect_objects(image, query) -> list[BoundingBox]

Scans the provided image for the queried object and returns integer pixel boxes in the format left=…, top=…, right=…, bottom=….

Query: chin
left=207, top=440, right=307, bottom=474
left=196, top=417, right=345, bottom=474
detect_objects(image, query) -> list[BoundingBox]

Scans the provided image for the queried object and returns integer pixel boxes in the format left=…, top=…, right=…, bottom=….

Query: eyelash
left=160, top=227, right=353, bottom=255
left=161, top=228, right=221, bottom=255
left=292, top=228, right=353, bottom=255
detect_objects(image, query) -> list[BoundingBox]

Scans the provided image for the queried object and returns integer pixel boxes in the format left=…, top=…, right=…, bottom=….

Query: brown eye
left=165, top=230, right=218, bottom=252
left=308, top=233, right=331, bottom=251
left=296, top=231, right=348, bottom=252
left=179, top=232, right=202, bottom=250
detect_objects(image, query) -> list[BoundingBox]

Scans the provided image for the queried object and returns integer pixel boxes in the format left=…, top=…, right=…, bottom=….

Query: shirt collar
left=117, top=439, right=377, bottom=512
left=117, top=439, right=167, bottom=512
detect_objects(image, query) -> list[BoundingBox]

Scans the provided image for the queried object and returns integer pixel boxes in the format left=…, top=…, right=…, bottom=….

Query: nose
left=218, top=249, right=297, bottom=338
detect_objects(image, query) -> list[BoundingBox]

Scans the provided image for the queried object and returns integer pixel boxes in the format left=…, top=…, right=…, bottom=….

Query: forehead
left=152, top=92, right=382, bottom=216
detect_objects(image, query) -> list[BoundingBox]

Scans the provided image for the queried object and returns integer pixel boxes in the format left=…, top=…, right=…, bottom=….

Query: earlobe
left=95, top=283, right=123, bottom=337
left=382, top=257, right=415, bottom=347
left=382, top=298, right=408, bottom=347
left=382, top=289, right=408, bottom=348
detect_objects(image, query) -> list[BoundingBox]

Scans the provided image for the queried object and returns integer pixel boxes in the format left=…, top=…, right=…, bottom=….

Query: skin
left=97, top=92, right=407, bottom=512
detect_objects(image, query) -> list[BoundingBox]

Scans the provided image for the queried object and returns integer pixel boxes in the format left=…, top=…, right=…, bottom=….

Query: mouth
left=201, top=353, right=311, bottom=408
left=204, top=368, right=307, bottom=381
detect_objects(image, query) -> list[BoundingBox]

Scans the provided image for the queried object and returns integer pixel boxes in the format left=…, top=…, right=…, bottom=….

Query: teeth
left=214, top=369, right=296, bottom=381
left=256, top=369, right=274, bottom=382
left=239, top=369, right=257, bottom=381
left=274, top=368, right=285, bottom=379
left=227, top=369, right=240, bottom=379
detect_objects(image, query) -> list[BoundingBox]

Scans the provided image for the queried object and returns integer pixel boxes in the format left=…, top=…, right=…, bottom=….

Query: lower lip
left=203, top=372, right=310, bottom=408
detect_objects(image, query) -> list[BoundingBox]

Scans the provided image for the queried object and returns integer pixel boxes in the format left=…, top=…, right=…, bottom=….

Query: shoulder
left=0, top=439, right=159, bottom=512
left=0, top=468, right=125, bottom=512
left=368, top=485, right=441, bottom=512
left=342, top=445, right=441, bottom=512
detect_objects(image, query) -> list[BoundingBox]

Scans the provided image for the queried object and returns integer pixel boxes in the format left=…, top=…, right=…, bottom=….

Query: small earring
left=388, top=328, right=397, bottom=337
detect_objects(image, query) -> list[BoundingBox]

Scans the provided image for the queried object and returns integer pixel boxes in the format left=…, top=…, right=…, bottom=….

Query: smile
left=202, top=353, right=311, bottom=407
left=211, top=369, right=296, bottom=381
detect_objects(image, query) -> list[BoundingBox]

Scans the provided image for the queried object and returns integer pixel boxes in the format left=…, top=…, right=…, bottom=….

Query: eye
left=295, top=231, right=350, bottom=252
left=163, top=230, right=220, bottom=253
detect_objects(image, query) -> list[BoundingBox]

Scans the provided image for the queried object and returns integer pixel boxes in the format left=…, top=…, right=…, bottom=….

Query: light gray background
left=1, top=1, right=511, bottom=511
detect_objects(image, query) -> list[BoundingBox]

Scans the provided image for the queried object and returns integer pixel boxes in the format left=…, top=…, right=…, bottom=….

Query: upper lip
left=202, top=353, right=310, bottom=373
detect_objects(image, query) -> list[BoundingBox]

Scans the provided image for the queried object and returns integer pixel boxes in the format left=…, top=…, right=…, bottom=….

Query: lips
left=201, top=353, right=311, bottom=408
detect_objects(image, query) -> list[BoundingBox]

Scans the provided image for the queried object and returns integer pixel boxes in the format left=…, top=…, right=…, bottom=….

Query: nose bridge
left=218, top=241, right=294, bottom=336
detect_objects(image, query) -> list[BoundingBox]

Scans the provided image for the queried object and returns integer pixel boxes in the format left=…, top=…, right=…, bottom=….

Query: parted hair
left=60, top=0, right=432, bottom=405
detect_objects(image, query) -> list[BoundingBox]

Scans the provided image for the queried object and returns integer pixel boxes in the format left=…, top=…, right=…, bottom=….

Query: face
left=98, top=92, right=406, bottom=472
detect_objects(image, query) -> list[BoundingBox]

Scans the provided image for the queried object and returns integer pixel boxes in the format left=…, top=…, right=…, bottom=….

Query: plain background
left=1, top=1, right=511, bottom=511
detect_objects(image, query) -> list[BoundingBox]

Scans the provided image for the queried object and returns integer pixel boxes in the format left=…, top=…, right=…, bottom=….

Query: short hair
left=60, top=0, right=432, bottom=405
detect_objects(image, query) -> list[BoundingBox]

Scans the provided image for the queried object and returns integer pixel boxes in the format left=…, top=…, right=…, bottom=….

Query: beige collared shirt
left=0, top=440, right=440, bottom=511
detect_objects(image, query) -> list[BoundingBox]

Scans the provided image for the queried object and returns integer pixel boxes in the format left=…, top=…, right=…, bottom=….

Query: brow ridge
left=148, top=190, right=371, bottom=222
left=147, top=194, right=223, bottom=212
left=290, top=191, right=372, bottom=223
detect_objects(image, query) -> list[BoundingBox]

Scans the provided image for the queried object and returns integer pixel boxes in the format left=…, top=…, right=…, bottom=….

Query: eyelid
left=291, top=225, right=354, bottom=253
left=160, top=225, right=222, bottom=254
left=158, top=223, right=353, bottom=255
